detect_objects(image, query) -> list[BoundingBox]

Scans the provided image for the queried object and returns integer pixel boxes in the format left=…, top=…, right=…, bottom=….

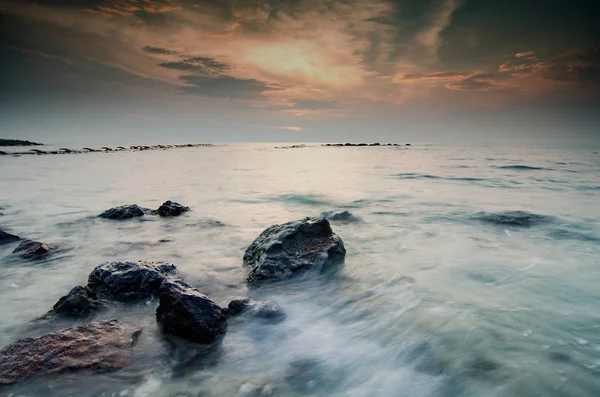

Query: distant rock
left=48, top=286, right=107, bottom=318
left=156, top=279, right=226, bottom=343
left=0, top=228, right=21, bottom=245
left=157, top=200, right=190, bottom=217
left=474, top=211, right=554, bottom=227
left=243, top=217, right=346, bottom=282
left=225, top=298, right=285, bottom=320
left=320, top=210, right=359, bottom=223
left=0, top=139, right=43, bottom=147
left=99, top=204, right=150, bottom=220
left=0, top=320, right=141, bottom=385
left=87, top=261, right=179, bottom=301
left=12, top=239, right=53, bottom=258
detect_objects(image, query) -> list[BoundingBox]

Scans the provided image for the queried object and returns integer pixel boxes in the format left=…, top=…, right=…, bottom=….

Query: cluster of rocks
left=99, top=200, right=190, bottom=219
left=0, top=228, right=54, bottom=259
left=0, top=216, right=348, bottom=388
left=0, top=143, right=213, bottom=156
left=322, top=142, right=411, bottom=147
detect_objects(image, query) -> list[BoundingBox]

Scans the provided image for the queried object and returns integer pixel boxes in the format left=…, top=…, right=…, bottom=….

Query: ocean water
left=0, top=143, right=599, bottom=397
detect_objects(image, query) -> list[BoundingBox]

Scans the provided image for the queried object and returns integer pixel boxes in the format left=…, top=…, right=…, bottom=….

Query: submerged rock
left=157, top=200, right=190, bottom=217
left=243, top=217, right=346, bottom=282
left=99, top=204, right=150, bottom=220
left=0, top=320, right=141, bottom=385
left=48, top=286, right=107, bottom=318
left=0, top=228, right=21, bottom=245
left=320, top=210, right=359, bottom=223
left=12, top=239, right=53, bottom=258
left=474, top=211, right=553, bottom=227
left=225, top=298, right=285, bottom=320
left=156, top=280, right=226, bottom=343
left=87, top=261, right=179, bottom=301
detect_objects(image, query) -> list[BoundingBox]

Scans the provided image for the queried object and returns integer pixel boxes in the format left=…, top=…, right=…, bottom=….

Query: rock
left=156, top=280, right=226, bottom=343
left=320, top=210, right=359, bottom=223
left=243, top=217, right=346, bottom=282
left=157, top=200, right=190, bottom=217
left=0, top=228, right=21, bottom=245
left=48, top=286, right=107, bottom=318
left=0, top=139, right=43, bottom=146
left=99, top=204, right=150, bottom=220
left=474, top=211, right=553, bottom=227
left=12, top=239, right=53, bottom=258
left=87, top=261, right=179, bottom=301
left=0, top=320, right=141, bottom=385
left=225, top=298, right=285, bottom=320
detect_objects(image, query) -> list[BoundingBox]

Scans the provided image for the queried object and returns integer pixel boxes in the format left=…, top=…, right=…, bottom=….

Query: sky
left=0, top=0, right=599, bottom=144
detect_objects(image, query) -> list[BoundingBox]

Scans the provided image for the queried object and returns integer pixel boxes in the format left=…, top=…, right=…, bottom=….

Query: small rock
left=320, top=210, right=359, bottom=223
left=156, top=280, right=226, bottom=343
left=48, top=286, right=107, bottom=318
left=87, top=261, right=179, bottom=301
left=157, top=201, right=190, bottom=217
left=0, top=228, right=21, bottom=245
left=0, top=320, right=141, bottom=385
left=243, top=217, right=346, bottom=283
left=225, top=298, right=285, bottom=320
left=99, top=204, right=150, bottom=220
left=12, top=239, right=53, bottom=258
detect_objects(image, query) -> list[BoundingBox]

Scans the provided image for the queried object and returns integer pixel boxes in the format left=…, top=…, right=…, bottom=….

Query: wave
left=275, top=194, right=330, bottom=206
left=473, top=211, right=555, bottom=227
left=547, top=229, right=600, bottom=242
left=394, top=173, right=488, bottom=182
left=495, top=165, right=548, bottom=171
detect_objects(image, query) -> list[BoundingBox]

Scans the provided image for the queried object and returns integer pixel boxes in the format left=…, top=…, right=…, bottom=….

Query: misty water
left=1, top=143, right=599, bottom=397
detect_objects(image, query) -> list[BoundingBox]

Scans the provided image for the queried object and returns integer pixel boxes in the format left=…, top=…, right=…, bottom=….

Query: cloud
left=179, top=75, right=282, bottom=99
left=445, top=73, right=499, bottom=92
left=276, top=126, right=304, bottom=131
left=158, top=57, right=230, bottom=77
left=142, top=46, right=178, bottom=55
left=394, top=71, right=472, bottom=82
left=88, top=0, right=180, bottom=17
left=515, top=51, right=535, bottom=58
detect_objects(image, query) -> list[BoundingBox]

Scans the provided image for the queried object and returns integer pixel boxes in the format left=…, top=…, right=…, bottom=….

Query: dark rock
left=0, top=139, right=43, bottom=146
left=0, top=228, right=21, bottom=245
left=225, top=298, right=285, bottom=320
left=243, top=217, right=346, bottom=282
left=474, top=211, right=553, bottom=227
left=156, top=280, right=226, bottom=343
left=12, top=239, right=53, bottom=258
left=87, top=261, right=179, bottom=301
left=320, top=210, right=359, bottom=223
left=157, top=200, right=190, bottom=217
left=48, top=286, right=107, bottom=318
left=0, top=320, right=141, bottom=385
left=99, top=204, right=150, bottom=220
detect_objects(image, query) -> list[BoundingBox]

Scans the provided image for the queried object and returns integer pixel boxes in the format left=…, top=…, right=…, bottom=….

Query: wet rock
left=0, top=228, right=21, bottom=245
left=320, top=210, right=359, bottom=223
left=0, top=320, right=141, bottom=385
left=225, top=298, right=285, bottom=320
left=157, top=200, right=190, bottom=217
left=12, top=239, right=53, bottom=258
left=474, top=211, right=553, bottom=227
left=48, top=286, right=107, bottom=318
left=99, top=204, right=150, bottom=220
left=156, top=280, right=226, bottom=343
left=88, top=261, right=179, bottom=301
left=243, top=217, right=346, bottom=282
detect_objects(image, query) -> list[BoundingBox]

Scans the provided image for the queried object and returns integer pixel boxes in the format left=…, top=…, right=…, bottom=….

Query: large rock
left=225, top=298, right=285, bottom=320
left=12, top=239, right=53, bottom=258
left=48, top=286, right=107, bottom=318
left=99, top=204, right=150, bottom=220
left=87, top=261, right=178, bottom=301
left=0, top=229, right=21, bottom=245
left=0, top=320, right=141, bottom=385
left=243, top=217, right=346, bottom=282
left=157, top=200, right=190, bottom=217
left=156, top=280, right=226, bottom=343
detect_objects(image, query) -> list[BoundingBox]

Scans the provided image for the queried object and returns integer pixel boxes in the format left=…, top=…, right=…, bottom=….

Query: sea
left=0, top=143, right=599, bottom=397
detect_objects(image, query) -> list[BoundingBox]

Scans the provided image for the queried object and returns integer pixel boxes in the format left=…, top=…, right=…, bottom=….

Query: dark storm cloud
left=540, top=47, right=600, bottom=86
left=179, top=75, right=282, bottom=99
left=142, top=46, right=178, bottom=55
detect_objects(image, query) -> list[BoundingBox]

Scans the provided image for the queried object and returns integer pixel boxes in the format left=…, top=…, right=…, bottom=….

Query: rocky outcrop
left=12, top=239, right=53, bottom=258
left=0, top=229, right=21, bottom=245
left=320, top=210, right=359, bottom=223
left=87, top=261, right=179, bottom=301
left=156, top=280, right=226, bottom=343
left=225, top=298, right=285, bottom=320
left=48, top=286, right=107, bottom=318
left=99, top=204, right=150, bottom=220
left=157, top=200, right=190, bottom=217
left=243, top=217, right=346, bottom=282
left=0, top=320, right=141, bottom=385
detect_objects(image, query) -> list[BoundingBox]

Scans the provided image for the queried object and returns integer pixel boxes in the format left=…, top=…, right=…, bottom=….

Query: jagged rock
left=48, top=286, right=107, bottom=318
left=243, top=217, right=346, bottom=282
left=12, top=239, right=53, bottom=258
left=0, top=228, right=21, bottom=245
left=320, top=210, right=359, bottom=223
left=157, top=200, right=190, bottom=217
left=156, top=280, right=226, bottom=343
left=87, top=261, right=179, bottom=301
left=99, top=204, right=150, bottom=220
left=225, top=298, right=285, bottom=320
left=0, top=320, right=141, bottom=385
